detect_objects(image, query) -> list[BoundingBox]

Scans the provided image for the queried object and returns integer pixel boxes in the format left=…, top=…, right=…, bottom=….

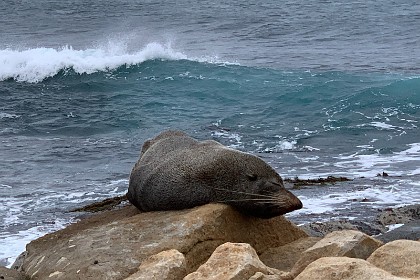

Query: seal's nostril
left=246, top=174, right=258, bottom=181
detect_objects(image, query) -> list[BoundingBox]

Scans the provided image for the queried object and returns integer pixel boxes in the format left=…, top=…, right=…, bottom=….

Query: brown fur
left=128, top=130, right=302, bottom=218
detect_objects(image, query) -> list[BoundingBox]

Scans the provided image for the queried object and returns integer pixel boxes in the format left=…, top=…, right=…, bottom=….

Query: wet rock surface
left=286, top=177, right=420, bottom=241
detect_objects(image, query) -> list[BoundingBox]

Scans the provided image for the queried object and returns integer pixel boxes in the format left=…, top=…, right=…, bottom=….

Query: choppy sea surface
left=1, top=0, right=419, bottom=266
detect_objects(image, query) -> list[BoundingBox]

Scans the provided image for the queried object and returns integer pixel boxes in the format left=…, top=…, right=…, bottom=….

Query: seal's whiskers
left=215, top=198, right=279, bottom=203
left=214, top=187, right=277, bottom=199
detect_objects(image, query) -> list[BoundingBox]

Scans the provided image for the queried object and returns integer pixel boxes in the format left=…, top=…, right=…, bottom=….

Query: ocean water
left=1, top=0, right=420, bottom=266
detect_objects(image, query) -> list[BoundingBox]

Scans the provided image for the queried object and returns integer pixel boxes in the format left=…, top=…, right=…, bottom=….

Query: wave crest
left=0, top=42, right=189, bottom=83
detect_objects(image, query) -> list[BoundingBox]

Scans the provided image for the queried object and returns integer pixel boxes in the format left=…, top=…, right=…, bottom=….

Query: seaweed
left=70, top=194, right=128, bottom=213
left=284, top=176, right=352, bottom=189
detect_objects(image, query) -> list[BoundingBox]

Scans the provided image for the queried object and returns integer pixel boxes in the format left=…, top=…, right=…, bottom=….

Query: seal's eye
left=247, top=174, right=258, bottom=181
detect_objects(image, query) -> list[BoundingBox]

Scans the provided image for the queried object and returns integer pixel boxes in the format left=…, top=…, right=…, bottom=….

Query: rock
left=71, top=195, right=128, bottom=213
left=298, top=205, right=420, bottom=239
left=300, top=220, right=386, bottom=237
left=0, top=266, right=26, bottom=280
left=259, top=237, right=321, bottom=271
left=294, top=257, right=411, bottom=280
left=10, top=252, right=27, bottom=271
left=184, top=243, right=286, bottom=280
left=367, top=240, right=420, bottom=278
left=124, top=249, right=186, bottom=280
left=289, top=230, right=383, bottom=277
left=377, top=220, right=420, bottom=243
left=20, top=203, right=307, bottom=280
left=377, top=204, right=420, bottom=225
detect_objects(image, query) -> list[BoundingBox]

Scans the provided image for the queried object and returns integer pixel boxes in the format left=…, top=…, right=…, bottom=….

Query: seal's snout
left=291, top=194, right=303, bottom=210
left=265, top=181, right=302, bottom=210
left=283, top=188, right=303, bottom=211
left=297, top=198, right=303, bottom=209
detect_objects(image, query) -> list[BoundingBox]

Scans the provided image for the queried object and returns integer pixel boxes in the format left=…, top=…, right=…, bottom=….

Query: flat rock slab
left=20, top=203, right=307, bottom=280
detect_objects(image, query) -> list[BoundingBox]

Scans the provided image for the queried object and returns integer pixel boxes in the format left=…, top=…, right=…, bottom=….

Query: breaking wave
left=0, top=42, right=228, bottom=83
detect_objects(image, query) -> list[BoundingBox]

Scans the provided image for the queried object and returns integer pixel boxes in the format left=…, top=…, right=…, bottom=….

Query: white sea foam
left=211, top=130, right=244, bottom=149
left=334, top=143, right=420, bottom=177
left=302, top=146, right=320, bottom=152
left=0, top=42, right=193, bottom=83
left=0, top=218, right=72, bottom=268
left=261, top=140, right=298, bottom=153
left=289, top=184, right=419, bottom=218
left=0, top=113, right=20, bottom=119
left=386, top=223, right=404, bottom=232
left=369, top=121, right=397, bottom=130
left=0, top=178, right=129, bottom=266
left=277, top=140, right=297, bottom=150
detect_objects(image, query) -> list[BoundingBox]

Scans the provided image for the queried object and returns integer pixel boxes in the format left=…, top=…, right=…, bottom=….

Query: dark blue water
left=1, top=0, right=420, bottom=266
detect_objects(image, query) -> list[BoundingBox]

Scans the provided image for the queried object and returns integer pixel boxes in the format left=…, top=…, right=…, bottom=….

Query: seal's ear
left=140, top=139, right=152, bottom=157
left=246, top=174, right=258, bottom=181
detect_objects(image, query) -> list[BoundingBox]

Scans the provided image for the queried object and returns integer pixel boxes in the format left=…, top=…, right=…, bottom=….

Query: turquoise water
left=1, top=0, right=420, bottom=266
left=2, top=60, right=419, bottom=153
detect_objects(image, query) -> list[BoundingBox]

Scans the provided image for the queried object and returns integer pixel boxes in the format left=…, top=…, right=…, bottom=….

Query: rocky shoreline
left=1, top=199, right=419, bottom=280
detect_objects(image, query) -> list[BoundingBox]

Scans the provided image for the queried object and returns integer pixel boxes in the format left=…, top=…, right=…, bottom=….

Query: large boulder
left=20, top=203, right=307, bottom=280
left=259, top=237, right=321, bottom=271
left=294, top=257, right=411, bottom=280
left=123, top=249, right=186, bottom=280
left=289, top=230, right=383, bottom=277
left=367, top=240, right=420, bottom=278
left=184, top=242, right=286, bottom=280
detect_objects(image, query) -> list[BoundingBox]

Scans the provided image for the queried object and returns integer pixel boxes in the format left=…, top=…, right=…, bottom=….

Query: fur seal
left=128, top=130, right=302, bottom=218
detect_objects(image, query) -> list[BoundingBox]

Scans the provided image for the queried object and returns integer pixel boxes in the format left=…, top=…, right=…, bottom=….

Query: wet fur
left=128, top=130, right=302, bottom=218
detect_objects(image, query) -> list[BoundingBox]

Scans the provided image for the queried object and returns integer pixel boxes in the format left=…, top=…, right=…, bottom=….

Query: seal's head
left=197, top=148, right=303, bottom=218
